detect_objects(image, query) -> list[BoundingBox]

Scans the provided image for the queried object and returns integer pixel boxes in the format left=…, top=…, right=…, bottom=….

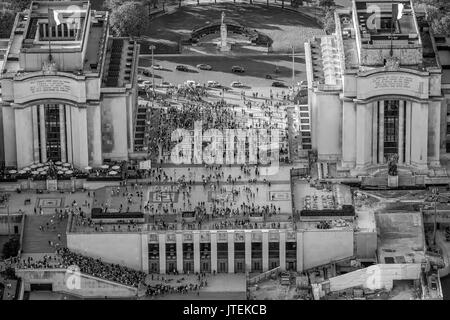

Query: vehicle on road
left=159, top=81, right=174, bottom=88
left=207, top=80, right=220, bottom=88
left=138, top=67, right=152, bottom=76
left=231, top=65, right=245, bottom=73
left=176, top=65, right=189, bottom=72
left=151, top=64, right=162, bottom=70
left=265, top=74, right=273, bottom=79
left=230, top=81, right=245, bottom=88
left=185, top=80, right=198, bottom=87
left=197, top=64, right=212, bottom=70
left=298, top=80, right=308, bottom=88
left=271, top=81, right=287, bottom=88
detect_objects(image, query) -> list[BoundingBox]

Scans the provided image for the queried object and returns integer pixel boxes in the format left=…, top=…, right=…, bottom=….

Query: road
left=138, top=53, right=307, bottom=88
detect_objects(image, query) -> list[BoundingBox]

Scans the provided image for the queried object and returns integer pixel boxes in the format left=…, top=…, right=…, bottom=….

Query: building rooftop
left=101, top=38, right=139, bottom=88
left=0, top=1, right=112, bottom=77
left=375, top=211, right=426, bottom=264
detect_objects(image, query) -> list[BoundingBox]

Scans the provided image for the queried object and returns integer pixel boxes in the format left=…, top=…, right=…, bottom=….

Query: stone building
left=305, top=0, right=450, bottom=179
left=0, top=1, right=139, bottom=169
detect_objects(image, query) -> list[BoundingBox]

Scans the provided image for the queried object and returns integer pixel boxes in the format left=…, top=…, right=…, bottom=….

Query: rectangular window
left=447, top=124, right=450, bottom=135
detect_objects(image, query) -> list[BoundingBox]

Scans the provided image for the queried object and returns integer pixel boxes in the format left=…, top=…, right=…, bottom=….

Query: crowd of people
left=19, top=248, right=146, bottom=288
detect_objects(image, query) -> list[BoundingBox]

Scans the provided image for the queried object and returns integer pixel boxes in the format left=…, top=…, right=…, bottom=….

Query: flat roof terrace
left=375, top=211, right=426, bottom=264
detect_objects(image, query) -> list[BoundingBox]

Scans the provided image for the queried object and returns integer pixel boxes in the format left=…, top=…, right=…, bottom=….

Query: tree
left=318, top=0, right=335, bottom=8
left=414, top=0, right=450, bottom=35
left=0, top=11, right=15, bottom=38
left=321, top=9, right=335, bottom=34
left=9, top=0, right=32, bottom=12
left=433, top=15, right=450, bottom=36
left=104, top=0, right=124, bottom=10
left=110, top=2, right=150, bottom=37
left=2, top=237, right=20, bottom=259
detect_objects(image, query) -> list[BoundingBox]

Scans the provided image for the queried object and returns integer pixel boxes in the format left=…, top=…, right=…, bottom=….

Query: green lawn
left=145, top=3, right=324, bottom=53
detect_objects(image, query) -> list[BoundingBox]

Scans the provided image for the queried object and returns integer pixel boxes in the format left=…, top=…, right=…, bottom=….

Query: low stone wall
left=0, top=178, right=84, bottom=191
left=16, top=269, right=138, bottom=298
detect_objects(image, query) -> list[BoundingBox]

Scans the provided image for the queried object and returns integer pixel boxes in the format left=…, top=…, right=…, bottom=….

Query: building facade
left=67, top=228, right=356, bottom=274
left=0, top=1, right=139, bottom=169
left=305, top=0, right=450, bottom=177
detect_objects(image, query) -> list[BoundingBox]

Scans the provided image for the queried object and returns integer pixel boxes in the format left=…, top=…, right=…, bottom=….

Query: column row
left=153, top=231, right=303, bottom=275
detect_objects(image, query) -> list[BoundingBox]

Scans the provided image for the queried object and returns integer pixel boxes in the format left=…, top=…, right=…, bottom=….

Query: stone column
left=428, top=100, right=441, bottom=167
left=77, top=107, right=89, bottom=168
left=158, top=234, right=166, bottom=274
left=88, top=105, right=103, bottom=166
left=193, top=232, right=200, bottom=273
left=244, top=231, right=252, bottom=273
left=32, top=106, right=40, bottom=163
left=372, top=102, right=378, bottom=165
left=39, top=105, right=47, bottom=163
left=296, top=231, right=303, bottom=273
left=405, top=101, right=412, bottom=164
left=262, top=231, right=269, bottom=272
left=378, top=101, right=384, bottom=164
left=210, top=232, right=218, bottom=273
left=279, top=231, right=286, bottom=271
left=227, top=232, right=234, bottom=274
left=14, top=107, right=34, bottom=168
left=398, top=101, right=405, bottom=163
left=141, top=234, right=149, bottom=273
left=410, top=102, right=428, bottom=169
left=411, top=102, right=428, bottom=169
left=59, top=105, right=67, bottom=163
left=356, top=104, right=372, bottom=168
left=341, top=100, right=356, bottom=168
left=176, top=233, right=183, bottom=274
left=65, top=106, right=73, bottom=163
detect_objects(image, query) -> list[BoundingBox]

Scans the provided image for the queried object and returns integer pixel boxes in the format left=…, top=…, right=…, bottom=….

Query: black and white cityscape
left=1, top=0, right=450, bottom=304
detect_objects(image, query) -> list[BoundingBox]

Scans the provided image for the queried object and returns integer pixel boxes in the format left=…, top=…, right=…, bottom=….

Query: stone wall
left=16, top=269, right=138, bottom=298
left=326, top=263, right=422, bottom=292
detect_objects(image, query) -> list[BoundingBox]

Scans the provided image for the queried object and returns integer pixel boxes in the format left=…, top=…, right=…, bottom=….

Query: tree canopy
left=0, top=11, right=15, bottom=38
left=109, top=1, right=150, bottom=37
left=2, top=237, right=20, bottom=259
left=415, top=0, right=450, bottom=36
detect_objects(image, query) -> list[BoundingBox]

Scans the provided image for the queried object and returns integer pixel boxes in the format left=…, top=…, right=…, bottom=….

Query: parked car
left=272, top=81, right=286, bottom=88
left=230, top=81, right=244, bottom=88
left=197, top=64, right=212, bottom=70
left=159, top=81, right=174, bottom=88
left=207, top=80, right=220, bottom=88
left=176, top=65, right=189, bottom=71
left=298, top=80, right=308, bottom=88
left=265, top=74, right=273, bottom=79
left=185, top=80, right=197, bottom=87
left=151, top=64, right=162, bottom=70
left=139, top=67, right=152, bottom=76
left=231, top=65, right=245, bottom=73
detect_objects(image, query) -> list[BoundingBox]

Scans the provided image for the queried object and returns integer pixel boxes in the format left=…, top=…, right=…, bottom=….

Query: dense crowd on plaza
left=141, top=89, right=291, bottom=163
left=18, top=248, right=147, bottom=288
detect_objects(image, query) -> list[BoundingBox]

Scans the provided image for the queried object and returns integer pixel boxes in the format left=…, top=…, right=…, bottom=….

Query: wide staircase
left=21, top=215, right=68, bottom=254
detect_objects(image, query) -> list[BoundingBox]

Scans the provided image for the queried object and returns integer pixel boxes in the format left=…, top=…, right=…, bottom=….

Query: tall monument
left=218, top=11, right=231, bottom=52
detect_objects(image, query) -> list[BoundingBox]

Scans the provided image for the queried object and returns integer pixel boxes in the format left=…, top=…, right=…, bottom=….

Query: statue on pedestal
left=218, top=11, right=231, bottom=52
left=388, top=154, right=398, bottom=176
